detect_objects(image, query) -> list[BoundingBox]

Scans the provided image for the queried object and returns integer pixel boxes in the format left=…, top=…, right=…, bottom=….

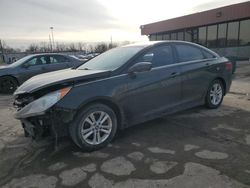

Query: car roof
left=28, top=53, right=66, bottom=57
left=124, top=40, right=202, bottom=47
left=124, top=40, right=219, bottom=57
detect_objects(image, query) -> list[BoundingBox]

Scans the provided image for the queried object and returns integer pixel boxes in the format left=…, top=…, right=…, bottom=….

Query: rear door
left=174, top=43, right=216, bottom=104
left=124, top=44, right=182, bottom=123
left=43, top=55, right=70, bottom=72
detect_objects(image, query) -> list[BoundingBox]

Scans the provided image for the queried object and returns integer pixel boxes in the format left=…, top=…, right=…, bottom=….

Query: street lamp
left=50, top=27, right=55, bottom=51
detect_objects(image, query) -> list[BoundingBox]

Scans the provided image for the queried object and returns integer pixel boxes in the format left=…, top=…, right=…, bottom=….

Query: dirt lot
left=0, top=61, right=250, bottom=188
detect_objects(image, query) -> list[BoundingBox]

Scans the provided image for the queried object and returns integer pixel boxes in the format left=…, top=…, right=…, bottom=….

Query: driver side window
left=136, top=45, right=174, bottom=68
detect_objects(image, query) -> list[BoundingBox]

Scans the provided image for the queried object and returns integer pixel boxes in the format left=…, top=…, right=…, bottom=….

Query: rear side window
left=55, top=55, right=69, bottom=62
left=175, top=44, right=204, bottom=62
left=49, top=55, right=68, bottom=64
left=137, top=45, right=174, bottom=67
left=202, top=50, right=215, bottom=59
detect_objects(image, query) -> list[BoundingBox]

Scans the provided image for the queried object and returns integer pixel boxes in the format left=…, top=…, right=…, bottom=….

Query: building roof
left=141, top=1, right=250, bottom=35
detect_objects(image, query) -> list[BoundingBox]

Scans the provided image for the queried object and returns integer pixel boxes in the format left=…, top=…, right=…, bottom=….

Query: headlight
left=15, top=87, right=71, bottom=119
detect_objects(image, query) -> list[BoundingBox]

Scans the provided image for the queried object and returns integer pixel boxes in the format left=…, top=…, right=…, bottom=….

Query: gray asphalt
left=0, top=61, right=250, bottom=188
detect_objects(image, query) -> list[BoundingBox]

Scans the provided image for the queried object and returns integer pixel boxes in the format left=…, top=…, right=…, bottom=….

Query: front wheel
left=69, top=104, right=118, bottom=151
left=0, top=76, right=18, bottom=94
left=205, top=79, right=224, bottom=109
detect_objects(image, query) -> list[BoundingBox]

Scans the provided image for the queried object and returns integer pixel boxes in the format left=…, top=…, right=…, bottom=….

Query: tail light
left=225, top=62, right=232, bottom=72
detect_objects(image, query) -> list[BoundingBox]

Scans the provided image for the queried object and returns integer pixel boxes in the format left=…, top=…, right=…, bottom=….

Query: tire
left=0, top=76, right=18, bottom=94
left=205, top=79, right=225, bottom=109
left=69, top=103, right=118, bottom=151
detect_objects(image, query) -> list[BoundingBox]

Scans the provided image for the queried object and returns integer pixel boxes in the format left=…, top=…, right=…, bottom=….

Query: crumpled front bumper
left=20, top=115, right=52, bottom=138
left=19, top=107, right=76, bottom=139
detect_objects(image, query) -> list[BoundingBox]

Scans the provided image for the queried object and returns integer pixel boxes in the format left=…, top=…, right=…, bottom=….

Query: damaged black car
left=13, top=41, right=232, bottom=151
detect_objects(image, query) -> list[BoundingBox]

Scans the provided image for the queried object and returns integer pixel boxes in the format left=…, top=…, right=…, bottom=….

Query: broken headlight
left=14, top=87, right=71, bottom=119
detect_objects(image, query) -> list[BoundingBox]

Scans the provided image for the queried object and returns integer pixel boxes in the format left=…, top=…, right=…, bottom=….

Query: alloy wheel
left=210, top=83, right=223, bottom=105
left=81, top=111, right=112, bottom=145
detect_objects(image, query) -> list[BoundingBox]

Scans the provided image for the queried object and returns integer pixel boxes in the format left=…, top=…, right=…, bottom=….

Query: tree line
left=0, top=40, right=132, bottom=54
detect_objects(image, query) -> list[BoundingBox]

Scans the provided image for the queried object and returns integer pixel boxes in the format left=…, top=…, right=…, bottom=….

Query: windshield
left=78, top=46, right=144, bottom=71
left=69, top=55, right=80, bottom=60
left=8, top=55, right=33, bottom=67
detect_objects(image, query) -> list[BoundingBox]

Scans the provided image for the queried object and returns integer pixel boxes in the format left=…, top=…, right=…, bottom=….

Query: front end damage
left=13, top=87, right=75, bottom=139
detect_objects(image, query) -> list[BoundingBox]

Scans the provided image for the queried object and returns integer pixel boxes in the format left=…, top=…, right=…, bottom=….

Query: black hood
left=0, top=66, right=15, bottom=78
left=14, top=68, right=111, bottom=94
left=0, top=65, right=11, bottom=74
left=0, top=65, right=8, bottom=69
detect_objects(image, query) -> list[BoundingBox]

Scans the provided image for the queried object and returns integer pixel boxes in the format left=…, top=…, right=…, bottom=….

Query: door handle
left=170, top=72, right=180, bottom=77
left=206, top=62, right=211, bottom=66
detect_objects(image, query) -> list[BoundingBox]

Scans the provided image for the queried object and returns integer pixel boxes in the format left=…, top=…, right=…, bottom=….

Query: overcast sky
left=0, top=0, right=248, bottom=48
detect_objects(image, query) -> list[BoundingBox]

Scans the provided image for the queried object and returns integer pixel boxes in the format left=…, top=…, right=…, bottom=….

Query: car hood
left=15, top=68, right=111, bottom=94
left=0, top=65, right=7, bottom=69
left=0, top=65, right=13, bottom=76
left=0, top=65, right=10, bottom=70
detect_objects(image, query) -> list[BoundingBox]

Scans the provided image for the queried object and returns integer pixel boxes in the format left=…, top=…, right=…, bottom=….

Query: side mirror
left=128, top=62, right=152, bottom=74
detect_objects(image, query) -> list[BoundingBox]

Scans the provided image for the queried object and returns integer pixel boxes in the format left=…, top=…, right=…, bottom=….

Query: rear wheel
left=0, top=76, right=18, bottom=94
left=69, top=104, right=118, bottom=151
left=205, top=79, right=224, bottom=109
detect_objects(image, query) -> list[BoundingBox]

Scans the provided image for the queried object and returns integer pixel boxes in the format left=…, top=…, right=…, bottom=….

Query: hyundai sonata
left=13, top=41, right=232, bottom=150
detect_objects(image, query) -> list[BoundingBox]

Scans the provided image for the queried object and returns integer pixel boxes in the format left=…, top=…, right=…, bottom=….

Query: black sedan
left=0, top=53, right=82, bottom=93
left=13, top=41, right=232, bottom=151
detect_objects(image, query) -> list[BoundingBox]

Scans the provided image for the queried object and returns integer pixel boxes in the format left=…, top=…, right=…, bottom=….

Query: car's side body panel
left=179, top=59, right=217, bottom=104
left=123, top=65, right=181, bottom=125
left=16, top=64, right=48, bottom=84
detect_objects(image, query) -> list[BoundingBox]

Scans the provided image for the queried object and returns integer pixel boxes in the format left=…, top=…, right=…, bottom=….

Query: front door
left=124, top=44, right=182, bottom=124
left=43, top=55, right=70, bottom=72
left=19, top=55, right=47, bottom=83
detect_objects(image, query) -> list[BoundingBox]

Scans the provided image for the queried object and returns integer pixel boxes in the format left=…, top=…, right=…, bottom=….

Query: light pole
left=110, top=35, right=113, bottom=49
left=49, top=35, right=52, bottom=52
left=50, top=27, right=55, bottom=51
left=0, top=39, right=5, bottom=63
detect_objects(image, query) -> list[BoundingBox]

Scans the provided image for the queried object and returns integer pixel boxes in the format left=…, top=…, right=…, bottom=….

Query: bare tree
left=56, top=43, right=67, bottom=52
left=0, top=40, right=19, bottom=53
left=78, top=42, right=86, bottom=52
left=39, top=42, right=51, bottom=52
left=94, top=43, right=108, bottom=53
left=86, top=44, right=95, bottom=53
left=1, top=41, right=7, bottom=53
left=26, top=43, right=39, bottom=53
left=0, top=40, right=128, bottom=55
left=68, top=43, right=77, bottom=52
left=108, top=42, right=118, bottom=50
